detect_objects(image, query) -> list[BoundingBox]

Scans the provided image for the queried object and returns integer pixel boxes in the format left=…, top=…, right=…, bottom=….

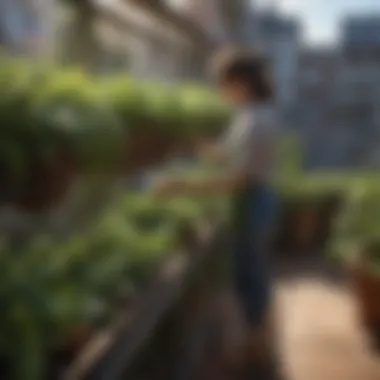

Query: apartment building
left=335, top=15, right=380, bottom=168
left=247, top=9, right=301, bottom=127
left=0, top=0, right=55, bottom=56
left=55, top=0, right=215, bottom=79
left=298, top=15, right=380, bottom=170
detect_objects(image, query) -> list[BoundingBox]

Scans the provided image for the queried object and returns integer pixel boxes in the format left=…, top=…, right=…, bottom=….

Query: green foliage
left=273, top=133, right=380, bottom=273
left=329, top=180, right=380, bottom=270
left=0, top=60, right=230, bottom=208
left=0, top=189, right=225, bottom=379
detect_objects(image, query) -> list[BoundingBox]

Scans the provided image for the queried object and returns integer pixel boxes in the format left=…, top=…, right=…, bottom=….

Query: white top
left=220, top=105, right=277, bottom=184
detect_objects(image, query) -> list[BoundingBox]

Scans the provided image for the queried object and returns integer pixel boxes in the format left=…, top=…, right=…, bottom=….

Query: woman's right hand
left=195, top=139, right=225, bottom=164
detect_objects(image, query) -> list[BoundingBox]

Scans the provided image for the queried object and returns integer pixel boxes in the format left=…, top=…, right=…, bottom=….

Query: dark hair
left=211, top=47, right=274, bottom=102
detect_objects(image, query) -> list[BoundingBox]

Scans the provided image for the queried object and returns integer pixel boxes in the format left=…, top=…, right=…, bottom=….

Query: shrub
left=329, top=180, right=380, bottom=274
left=0, top=61, right=231, bottom=211
left=0, top=189, right=221, bottom=379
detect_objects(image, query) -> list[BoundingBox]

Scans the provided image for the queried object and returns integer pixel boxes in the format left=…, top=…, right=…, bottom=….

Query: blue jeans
left=232, top=185, right=278, bottom=328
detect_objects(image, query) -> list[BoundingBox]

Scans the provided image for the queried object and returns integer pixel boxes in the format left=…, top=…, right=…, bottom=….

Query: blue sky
left=255, top=0, right=380, bottom=44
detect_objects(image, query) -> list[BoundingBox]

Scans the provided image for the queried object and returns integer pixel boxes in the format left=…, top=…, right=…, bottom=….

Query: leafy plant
left=0, top=185, right=227, bottom=379
left=329, top=182, right=380, bottom=273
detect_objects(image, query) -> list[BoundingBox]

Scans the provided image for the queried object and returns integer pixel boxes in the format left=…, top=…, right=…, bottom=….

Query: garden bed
left=0, top=190, right=227, bottom=380
left=0, top=61, right=230, bottom=214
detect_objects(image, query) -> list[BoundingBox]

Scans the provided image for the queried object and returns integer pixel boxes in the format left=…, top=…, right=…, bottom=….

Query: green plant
left=329, top=181, right=380, bottom=273
left=0, top=185, right=226, bottom=378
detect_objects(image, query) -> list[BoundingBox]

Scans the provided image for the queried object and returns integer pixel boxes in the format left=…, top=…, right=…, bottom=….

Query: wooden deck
left=198, top=258, right=380, bottom=380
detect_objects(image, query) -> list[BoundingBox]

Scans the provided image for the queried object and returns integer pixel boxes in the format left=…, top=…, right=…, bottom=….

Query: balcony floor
left=197, top=257, right=380, bottom=380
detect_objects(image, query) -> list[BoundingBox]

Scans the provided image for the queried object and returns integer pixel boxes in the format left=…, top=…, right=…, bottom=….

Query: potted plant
left=330, top=184, right=380, bottom=351
left=105, top=80, right=230, bottom=174
left=180, top=87, right=231, bottom=150
left=103, top=79, right=175, bottom=173
left=0, top=194, right=180, bottom=379
left=277, top=174, right=347, bottom=254
left=6, top=68, right=125, bottom=213
left=350, top=239, right=380, bottom=351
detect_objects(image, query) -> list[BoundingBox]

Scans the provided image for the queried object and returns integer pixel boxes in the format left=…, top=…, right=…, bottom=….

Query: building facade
left=335, top=15, right=380, bottom=168
left=249, top=11, right=300, bottom=107
left=247, top=9, right=301, bottom=127
left=0, top=0, right=55, bottom=57
left=56, top=0, right=215, bottom=80
left=298, top=15, right=380, bottom=170
left=182, top=0, right=252, bottom=44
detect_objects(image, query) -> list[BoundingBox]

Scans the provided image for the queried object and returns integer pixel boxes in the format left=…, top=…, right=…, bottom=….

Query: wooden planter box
left=62, top=223, right=227, bottom=380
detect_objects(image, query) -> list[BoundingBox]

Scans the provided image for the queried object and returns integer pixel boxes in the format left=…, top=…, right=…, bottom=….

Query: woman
left=155, top=48, right=282, bottom=379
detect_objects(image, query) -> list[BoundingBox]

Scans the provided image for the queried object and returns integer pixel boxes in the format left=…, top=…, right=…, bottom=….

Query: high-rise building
left=337, top=14, right=380, bottom=167
left=342, top=15, right=380, bottom=53
left=247, top=9, right=301, bottom=123
left=300, top=14, right=380, bottom=170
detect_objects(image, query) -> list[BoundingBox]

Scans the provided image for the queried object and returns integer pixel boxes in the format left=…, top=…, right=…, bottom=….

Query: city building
left=0, top=0, right=252, bottom=80
left=56, top=0, right=215, bottom=79
left=341, top=15, right=380, bottom=53
left=248, top=9, right=301, bottom=114
left=295, top=48, right=343, bottom=168
left=0, top=0, right=55, bottom=57
left=335, top=15, right=380, bottom=168
left=299, top=14, right=380, bottom=170
left=181, top=0, right=252, bottom=44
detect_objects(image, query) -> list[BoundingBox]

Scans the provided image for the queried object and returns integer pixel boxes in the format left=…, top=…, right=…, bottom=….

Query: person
left=155, top=48, right=282, bottom=379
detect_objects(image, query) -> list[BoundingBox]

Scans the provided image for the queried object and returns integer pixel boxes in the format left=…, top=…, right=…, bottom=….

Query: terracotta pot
left=350, top=262, right=380, bottom=331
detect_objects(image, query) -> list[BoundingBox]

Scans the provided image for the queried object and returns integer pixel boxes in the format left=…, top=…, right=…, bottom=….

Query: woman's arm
left=155, top=172, right=248, bottom=198
left=156, top=120, right=276, bottom=199
left=196, top=139, right=227, bottom=165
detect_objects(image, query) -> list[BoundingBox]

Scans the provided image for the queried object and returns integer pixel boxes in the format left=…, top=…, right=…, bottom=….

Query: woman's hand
left=196, top=139, right=225, bottom=164
left=154, top=179, right=187, bottom=199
